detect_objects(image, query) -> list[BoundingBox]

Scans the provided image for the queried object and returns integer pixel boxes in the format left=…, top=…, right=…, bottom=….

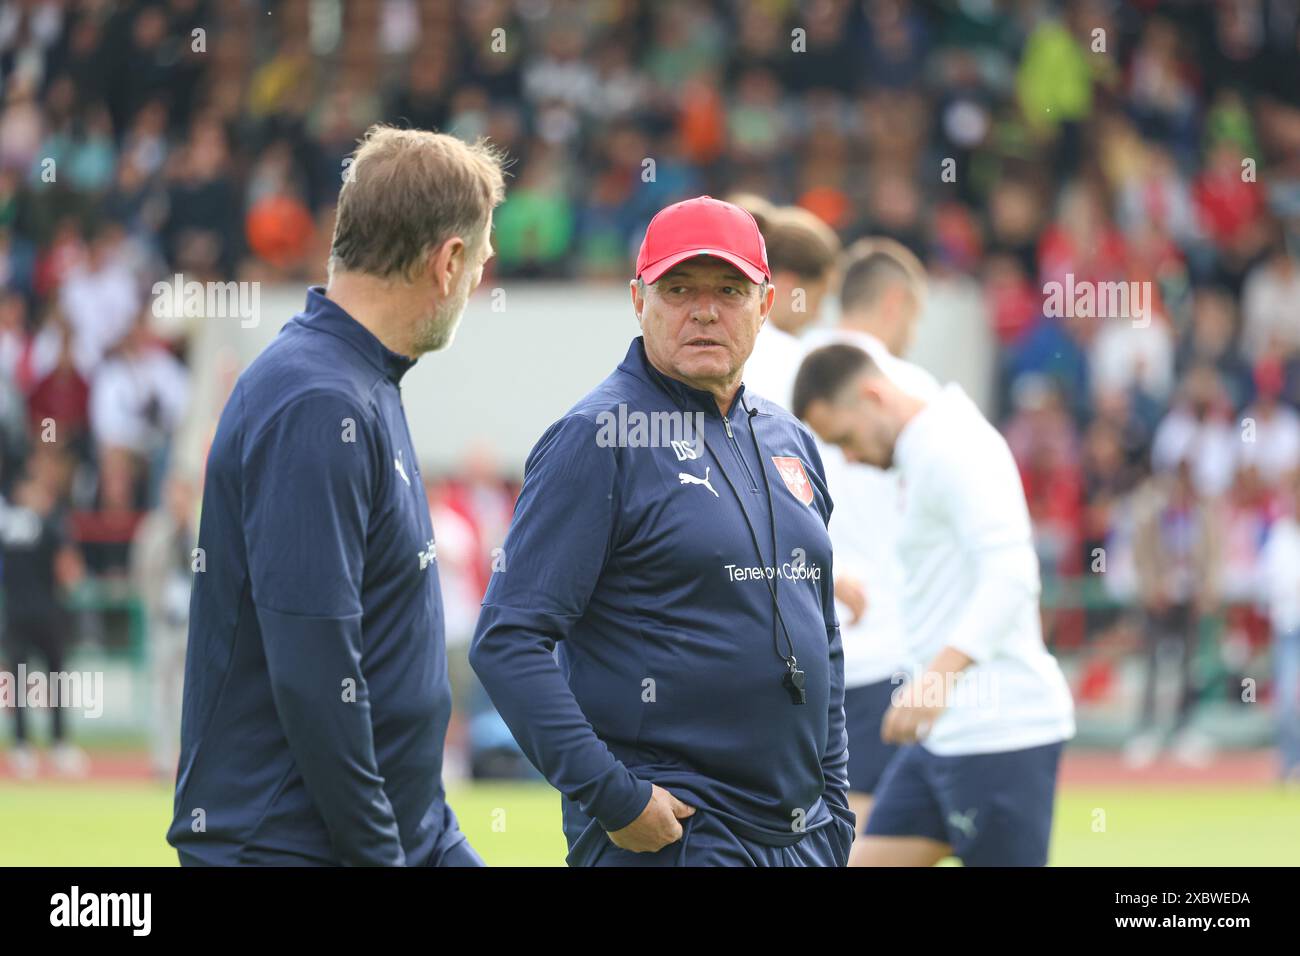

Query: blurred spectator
left=1080, top=416, right=1143, bottom=620
left=31, top=217, right=83, bottom=303
left=1219, top=464, right=1275, bottom=609
left=1152, top=365, right=1240, bottom=498
left=75, top=444, right=143, bottom=577
left=162, top=116, right=238, bottom=277
left=1, top=446, right=86, bottom=779
left=120, top=98, right=169, bottom=180
left=1241, top=238, right=1300, bottom=361
left=1118, top=144, right=1201, bottom=250
left=1015, top=12, right=1095, bottom=142
left=1176, top=286, right=1255, bottom=409
left=387, top=54, right=453, bottom=133
left=89, top=315, right=189, bottom=508
left=244, top=139, right=315, bottom=274
left=1261, top=471, right=1300, bottom=782
left=429, top=444, right=520, bottom=778
left=982, top=252, right=1038, bottom=346
left=1007, top=375, right=1082, bottom=558
left=1239, top=359, right=1300, bottom=485
left=57, top=224, right=141, bottom=372
left=1130, top=459, right=1221, bottom=767
left=0, top=224, right=36, bottom=301
left=1127, top=17, right=1199, bottom=157
left=1094, top=387, right=1158, bottom=475
left=0, top=1, right=65, bottom=93
left=427, top=477, right=485, bottom=782
left=25, top=312, right=91, bottom=458
left=0, top=75, right=44, bottom=173
left=0, top=290, right=31, bottom=481
left=1038, top=180, right=1128, bottom=289
left=1193, top=138, right=1270, bottom=282
left=492, top=151, right=574, bottom=277
left=987, top=178, right=1045, bottom=280
left=130, top=472, right=196, bottom=781
left=1081, top=420, right=1142, bottom=551
left=1089, top=311, right=1176, bottom=406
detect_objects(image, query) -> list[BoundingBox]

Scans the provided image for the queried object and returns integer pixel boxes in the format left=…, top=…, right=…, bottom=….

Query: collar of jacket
left=298, top=285, right=418, bottom=385
left=617, top=336, right=752, bottom=420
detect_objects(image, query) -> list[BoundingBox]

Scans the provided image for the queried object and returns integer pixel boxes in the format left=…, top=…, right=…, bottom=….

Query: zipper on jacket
left=723, top=412, right=760, bottom=493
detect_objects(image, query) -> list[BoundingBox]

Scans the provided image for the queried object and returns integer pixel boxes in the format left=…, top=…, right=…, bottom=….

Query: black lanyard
left=698, top=398, right=807, bottom=705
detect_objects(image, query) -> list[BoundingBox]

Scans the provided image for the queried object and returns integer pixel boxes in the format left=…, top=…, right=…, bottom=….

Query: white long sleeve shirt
left=744, top=322, right=803, bottom=410
left=801, top=327, right=943, bottom=688
left=893, top=383, right=1075, bottom=755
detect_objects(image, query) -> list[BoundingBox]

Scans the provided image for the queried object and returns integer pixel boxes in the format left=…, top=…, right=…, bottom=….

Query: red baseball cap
left=635, top=195, right=770, bottom=285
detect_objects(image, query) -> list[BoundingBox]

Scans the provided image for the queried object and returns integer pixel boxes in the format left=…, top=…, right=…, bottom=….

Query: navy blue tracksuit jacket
left=471, top=337, right=853, bottom=858
left=168, top=288, right=459, bottom=866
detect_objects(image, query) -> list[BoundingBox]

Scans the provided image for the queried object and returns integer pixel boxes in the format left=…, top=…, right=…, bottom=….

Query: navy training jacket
left=168, top=287, right=453, bottom=866
left=471, top=336, right=853, bottom=854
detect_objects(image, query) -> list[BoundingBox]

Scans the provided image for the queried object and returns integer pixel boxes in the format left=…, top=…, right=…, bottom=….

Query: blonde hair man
left=169, top=126, right=507, bottom=867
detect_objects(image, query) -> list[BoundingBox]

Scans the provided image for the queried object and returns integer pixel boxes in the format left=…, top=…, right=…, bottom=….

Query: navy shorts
left=566, top=808, right=853, bottom=867
left=843, top=678, right=901, bottom=796
left=864, top=740, right=1064, bottom=866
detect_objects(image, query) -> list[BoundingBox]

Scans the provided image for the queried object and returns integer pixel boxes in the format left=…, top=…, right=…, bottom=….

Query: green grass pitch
left=1, top=780, right=1296, bottom=866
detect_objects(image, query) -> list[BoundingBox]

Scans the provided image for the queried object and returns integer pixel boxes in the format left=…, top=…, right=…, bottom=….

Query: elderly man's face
left=631, top=257, right=774, bottom=395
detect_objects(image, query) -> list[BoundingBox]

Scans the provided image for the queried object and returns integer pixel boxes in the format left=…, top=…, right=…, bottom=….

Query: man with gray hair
left=168, top=125, right=506, bottom=866
left=471, top=196, right=855, bottom=867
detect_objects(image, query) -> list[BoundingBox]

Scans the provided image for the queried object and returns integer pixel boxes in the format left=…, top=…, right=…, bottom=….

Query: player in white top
left=797, top=240, right=942, bottom=855
left=734, top=207, right=907, bottom=823
left=794, top=343, right=1076, bottom=866
left=739, top=203, right=842, bottom=411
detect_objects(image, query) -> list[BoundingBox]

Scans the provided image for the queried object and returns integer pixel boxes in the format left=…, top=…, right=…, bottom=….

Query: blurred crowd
left=1, top=0, right=1300, bottom=768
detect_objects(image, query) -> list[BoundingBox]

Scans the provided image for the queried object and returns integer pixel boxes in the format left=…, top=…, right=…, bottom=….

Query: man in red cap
left=629, top=195, right=776, bottom=415
left=470, top=196, right=856, bottom=866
